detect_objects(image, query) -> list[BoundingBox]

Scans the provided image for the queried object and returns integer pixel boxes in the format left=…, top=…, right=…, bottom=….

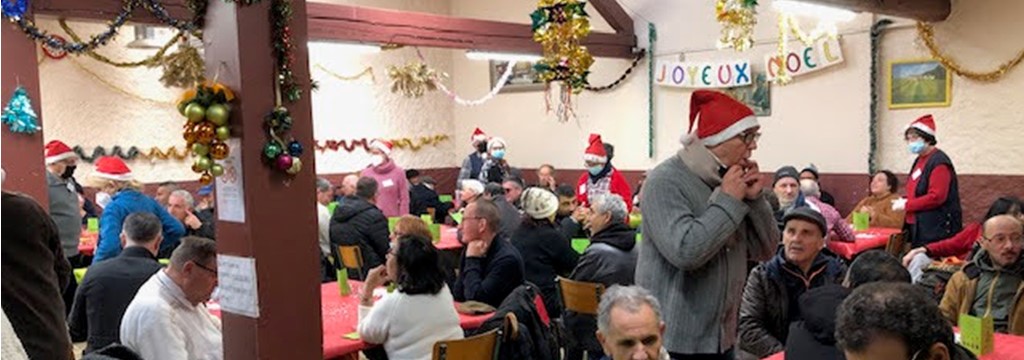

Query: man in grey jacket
left=638, top=90, right=779, bottom=359
left=44, top=140, right=84, bottom=314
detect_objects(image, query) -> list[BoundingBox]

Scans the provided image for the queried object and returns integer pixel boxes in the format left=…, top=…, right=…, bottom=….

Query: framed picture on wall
left=888, top=59, right=952, bottom=109
left=724, top=73, right=771, bottom=116
left=490, top=60, right=546, bottom=93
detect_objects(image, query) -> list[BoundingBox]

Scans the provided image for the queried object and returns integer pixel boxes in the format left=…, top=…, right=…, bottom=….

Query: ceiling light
left=465, top=51, right=542, bottom=63
left=772, top=0, right=856, bottom=23
left=307, top=41, right=381, bottom=55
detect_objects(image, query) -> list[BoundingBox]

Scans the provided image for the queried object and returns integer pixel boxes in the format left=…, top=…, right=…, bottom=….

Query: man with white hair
left=596, top=285, right=670, bottom=360
left=800, top=179, right=854, bottom=242
left=316, top=177, right=335, bottom=281
left=167, top=189, right=215, bottom=239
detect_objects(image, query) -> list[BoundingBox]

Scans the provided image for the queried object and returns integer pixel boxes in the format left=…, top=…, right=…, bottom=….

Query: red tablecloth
left=436, top=225, right=463, bottom=250
left=827, top=227, right=901, bottom=260
left=762, top=332, right=1024, bottom=360
left=79, top=231, right=98, bottom=256
left=211, top=281, right=490, bottom=359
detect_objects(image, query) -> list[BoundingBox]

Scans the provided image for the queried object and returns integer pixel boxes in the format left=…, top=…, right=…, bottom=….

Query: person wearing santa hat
left=43, top=140, right=88, bottom=314
left=636, top=90, right=778, bottom=359
left=479, top=137, right=515, bottom=185
left=88, top=156, right=185, bottom=263
left=576, top=134, right=633, bottom=213
left=458, top=128, right=490, bottom=185
left=892, top=114, right=962, bottom=247
left=360, top=139, right=410, bottom=217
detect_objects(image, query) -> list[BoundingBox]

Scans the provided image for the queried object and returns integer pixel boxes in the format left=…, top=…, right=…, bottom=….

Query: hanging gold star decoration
left=387, top=62, right=442, bottom=98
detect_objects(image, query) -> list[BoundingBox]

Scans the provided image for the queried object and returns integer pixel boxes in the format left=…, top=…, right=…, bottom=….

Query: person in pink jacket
left=361, top=139, right=410, bottom=217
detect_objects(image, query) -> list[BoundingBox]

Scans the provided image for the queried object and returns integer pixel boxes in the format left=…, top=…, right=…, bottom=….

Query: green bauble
left=215, top=126, right=231, bottom=140
left=263, top=142, right=283, bottom=159
left=185, top=103, right=206, bottom=123
left=210, top=164, right=225, bottom=177
left=195, top=156, right=212, bottom=171
left=191, top=143, right=209, bottom=157
left=206, top=104, right=230, bottom=126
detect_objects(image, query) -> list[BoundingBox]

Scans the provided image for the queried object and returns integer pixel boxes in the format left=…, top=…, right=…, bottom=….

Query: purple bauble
left=276, top=155, right=293, bottom=170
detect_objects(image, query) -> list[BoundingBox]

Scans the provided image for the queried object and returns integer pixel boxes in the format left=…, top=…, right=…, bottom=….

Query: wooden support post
left=202, top=1, right=322, bottom=358
left=2, top=14, right=48, bottom=203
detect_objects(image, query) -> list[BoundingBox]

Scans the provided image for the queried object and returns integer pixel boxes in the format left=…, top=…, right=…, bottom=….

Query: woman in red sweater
left=902, top=196, right=1023, bottom=281
left=576, top=134, right=632, bottom=213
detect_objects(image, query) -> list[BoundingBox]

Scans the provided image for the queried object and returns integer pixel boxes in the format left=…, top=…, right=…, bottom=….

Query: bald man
left=334, top=174, right=360, bottom=204
left=939, top=215, right=1024, bottom=335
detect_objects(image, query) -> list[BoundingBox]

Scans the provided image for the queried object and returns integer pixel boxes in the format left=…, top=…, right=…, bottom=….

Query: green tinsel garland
left=868, top=19, right=893, bottom=173
left=648, top=23, right=657, bottom=158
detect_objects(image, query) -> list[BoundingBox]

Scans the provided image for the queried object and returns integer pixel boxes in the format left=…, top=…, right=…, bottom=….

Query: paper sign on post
left=656, top=60, right=753, bottom=89
left=765, top=37, right=844, bottom=81
left=958, top=313, right=994, bottom=356
left=215, top=138, right=246, bottom=223
left=216, top=254, right=259, bottom=318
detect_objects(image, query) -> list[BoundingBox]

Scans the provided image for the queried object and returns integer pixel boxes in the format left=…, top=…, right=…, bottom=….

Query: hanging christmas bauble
left=210, top=141, right=229, bottom=160
left=185, top=103, right=206, bottom=123
left=288, top=140, right=303, bottom=156
left=178, top=101, right=189, bottom=117
left=263, top=142, right=283, bottom=159
left=183, top=124, right=198, bottom=143
left=191, top=143, right=209, bottom=157
left=287, top=157, right=303, bottom=175
left=191, top=163, right=204, bottom=173
left=199, top=172, right=214, bottom=185
left=275, top=154, right=293, bottom=171
left=215, top=126, right=231, bottom=141
left=210, top=164, right=225, bottom=177
left=196, top=123, right=216, bottom=143
left=195, top=156, right=213, bottom=171
left=206, top=104, right=230, bottom=126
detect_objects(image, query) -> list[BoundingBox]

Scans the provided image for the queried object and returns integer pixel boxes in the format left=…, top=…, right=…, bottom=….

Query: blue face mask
left=588, top=165, right=605, bottom=175
left=908, top=140, right=926, bottom=154
left=491, top=150, right=505, bottom=160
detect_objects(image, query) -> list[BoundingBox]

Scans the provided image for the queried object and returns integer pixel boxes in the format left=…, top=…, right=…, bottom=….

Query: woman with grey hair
left=566, top=194, right=639, bottom=360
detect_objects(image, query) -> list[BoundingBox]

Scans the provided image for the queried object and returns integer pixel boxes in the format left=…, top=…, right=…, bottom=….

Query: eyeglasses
left=193, top=261, right=217, bottom=275
left=738, top=131, right=761, bottom=145
left=982, top=234, right=1024, bottom=246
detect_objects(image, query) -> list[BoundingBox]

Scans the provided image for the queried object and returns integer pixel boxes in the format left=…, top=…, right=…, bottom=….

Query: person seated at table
left=576, top=134, right=633, bottom=212
left=317, top=177, right=335, bottom=282
left=483, top=183, right=522, bottom=237
left=739, top=207, right=847, bottom=359
left=154, top=181, right=179, bottom=207
left=167, top=190, right=216, bottom=240
left=195, top=184, right=215, bottom=212
left=452, top=199, right=525, bottom=307
left=503, top=176, right=525, bottom=210
left=595, top=285, right=670, bottom=360
left=566, top=194, right=638, bottom=360
left=800, top=179, right=855, bottom=243
left=903, top=197, right=1023, bottom=282
left=939, top=214, right=1024, bottom=335
left=511, top=188, right=578, bottom=318
left=799, top=164, right=836, bottom=207
left=335, top=173, right=360, bottom=205
left=837, top=282, right=977, bottom=360
left=410, top=175, right=450, bottom=224
left=772, top=166, right=813, bottom=230
left=70, top=212, right=164, bottom=354
left=120, top=236, right=221, bottom=360
left=89, top=156, right=185, bottom=262
left=845, top=170, right=905, bottom=229
left=536, top=163, right=558, bottom=192
left=456, top=179, right=485, bottom=210
left=358, top=234, right=463, bottom=360
left=555, top=184, right=588, bottom=240
left=784, top=250, right=911, bottom=359
left=331, top=177, right=391, bottom=279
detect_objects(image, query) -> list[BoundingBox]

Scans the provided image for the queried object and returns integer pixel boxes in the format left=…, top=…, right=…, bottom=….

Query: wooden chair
left=885, top=231, right=908, bottom=258
left=337, top=245, right=364, bottom=279
left=432, top=323, right=503, bottom=360
left=557, top=277, right=605, bottom=315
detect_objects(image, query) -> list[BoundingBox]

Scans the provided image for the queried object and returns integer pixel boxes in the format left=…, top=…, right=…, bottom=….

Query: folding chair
left=337, top=245, right=365, bottom=280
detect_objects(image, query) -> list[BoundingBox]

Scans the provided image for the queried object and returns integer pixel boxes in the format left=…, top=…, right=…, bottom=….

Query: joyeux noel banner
left=656, top=37, right=844, bottom=88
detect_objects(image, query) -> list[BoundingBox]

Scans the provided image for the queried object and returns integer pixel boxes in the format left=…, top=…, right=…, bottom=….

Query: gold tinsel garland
left=917, top=22, right=1024, bottom=82
left=716, top=0, right=757, bottom=51
left=388, top=62, right=442, bottom=98
left=65, top=58, right=177, bottom=105
left=315, top=64, right=376, bottom=83
left=314, top=135, right=450, bottom=153
left=58, top=19, right=180, bottom=68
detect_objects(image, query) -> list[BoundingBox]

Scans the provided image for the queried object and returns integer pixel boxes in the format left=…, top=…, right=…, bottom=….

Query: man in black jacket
left=69, top=212, right=165, bottom=354
left=330, top=177, right=390, bottom=279
left=167, top=190, right=216, bottom=240
left=409, top=175, right=450, bottom=223
left=453, top=199, right=525, bottom=307
left=738, top=207, right=847, bottom=359
left=1, top=191, right=73, bottom=360
left=483, top=183, right=522, bottom=237
left=554, top=184, right=588, bottom=239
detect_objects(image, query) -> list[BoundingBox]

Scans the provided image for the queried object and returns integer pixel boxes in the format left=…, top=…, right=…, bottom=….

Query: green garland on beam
left=868, top=19, right=893, bottom=174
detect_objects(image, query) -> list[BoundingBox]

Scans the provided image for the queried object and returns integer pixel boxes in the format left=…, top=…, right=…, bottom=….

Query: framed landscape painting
left=489, top=60, right=546, bottom=93
left=724, top=73, right=771, bottom=116
left=889, top=59, right=952, bottom=109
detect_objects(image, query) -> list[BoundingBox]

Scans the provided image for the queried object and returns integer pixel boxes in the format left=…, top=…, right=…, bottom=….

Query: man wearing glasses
left=120, top=236, right=222, bottom=359
left=939, top=214, right=1024, bottom=335
left=452, top=199, right=525, bottom=307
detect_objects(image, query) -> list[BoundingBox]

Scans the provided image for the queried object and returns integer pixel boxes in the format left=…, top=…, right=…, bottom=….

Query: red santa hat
left=90, top=156, right=134, bottom=182
left=583, top=133, right=607, bottom=163
left=471, top=128, right=488, bottom=143
left=369, top=138, right=393, bottom=155
left=44, top=140, right=78, bottom=164
left=906, top=114, right=936, bottom=137
left=683, top=90, right=759, bottom=146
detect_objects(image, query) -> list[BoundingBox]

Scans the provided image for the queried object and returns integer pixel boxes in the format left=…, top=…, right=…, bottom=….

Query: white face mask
left=370, top=154, right=386, bottom=167
left=95, top=192, right=113, bottom=209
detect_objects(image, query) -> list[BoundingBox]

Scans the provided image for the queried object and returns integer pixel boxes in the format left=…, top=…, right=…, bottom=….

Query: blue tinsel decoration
left=1, top=0, right=28, bottom=19
left=2, top=86, right=41, bottom=134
